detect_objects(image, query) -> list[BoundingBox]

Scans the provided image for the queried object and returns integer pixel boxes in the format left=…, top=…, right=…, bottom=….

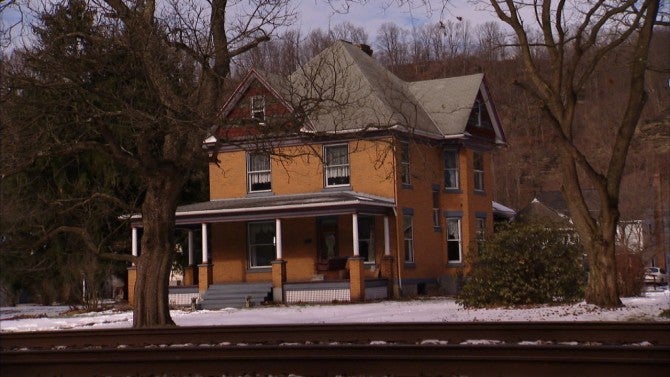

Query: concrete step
left=201, top=283, right=272, bottom=309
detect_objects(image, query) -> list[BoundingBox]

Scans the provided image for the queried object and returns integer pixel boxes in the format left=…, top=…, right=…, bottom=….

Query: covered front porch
left=128, top=192, right=398, bottom=307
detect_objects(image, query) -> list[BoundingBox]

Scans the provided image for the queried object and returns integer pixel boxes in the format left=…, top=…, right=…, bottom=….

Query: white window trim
left=247, top=153, right=272, bottom=193
left=444, top=149, right=460, bottom=190
left=324, top=144, right=350, bottom=187
left=475, top=217, right=486, bottom=240
left=400, top=142, right=410, bottom=185
left=474, top=152, right=484, bottom=192
left=403, top=215, right=414, bottom=263
left=446, top=217, right=462, bottom=264
left=251, top=95, right=265, bottom=122
left=248, top=221, right=275, bottom=268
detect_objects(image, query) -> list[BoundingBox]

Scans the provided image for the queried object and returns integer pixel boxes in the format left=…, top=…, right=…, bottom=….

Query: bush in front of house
left=457, top=223, right=585, bottom=308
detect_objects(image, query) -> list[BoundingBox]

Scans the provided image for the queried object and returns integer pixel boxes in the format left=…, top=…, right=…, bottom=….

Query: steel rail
left=2, top=343, right=669, bottom=377
left=2, top=321, right=669, bottom=350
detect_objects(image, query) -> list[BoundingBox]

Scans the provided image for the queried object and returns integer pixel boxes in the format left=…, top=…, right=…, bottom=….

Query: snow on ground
left=1, top=290, right=668, bottom=333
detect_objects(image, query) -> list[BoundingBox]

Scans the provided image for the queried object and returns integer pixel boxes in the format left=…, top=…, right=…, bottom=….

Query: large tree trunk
left=583, top=227, right=622, bottom=308
left=133, top=171, right=184, bottom=328
left=561, top=154, right=623, bottom=308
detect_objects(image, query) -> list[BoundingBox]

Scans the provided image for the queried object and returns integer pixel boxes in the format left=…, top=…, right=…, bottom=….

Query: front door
left=317, top=217, right=338, bottom=262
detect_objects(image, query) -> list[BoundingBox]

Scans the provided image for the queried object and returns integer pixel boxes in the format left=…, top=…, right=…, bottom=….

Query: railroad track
left=2, top=322, right=669, bottom=376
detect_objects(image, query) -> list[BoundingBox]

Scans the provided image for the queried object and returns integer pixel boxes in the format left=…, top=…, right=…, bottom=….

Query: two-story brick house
left=127, top=41, right=506, bottom=308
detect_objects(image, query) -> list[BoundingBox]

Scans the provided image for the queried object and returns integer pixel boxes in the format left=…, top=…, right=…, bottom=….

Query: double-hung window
left=473, top=152, right=484, bottom=192
left=444, top=150, right=459, bottom=190
left=251, top=95, right=265, bottom=122
left=446, top=218, right=462, bottom=264
left=324, top=144, right=350, bottom=187
left=247, top=153, right=271, bottom=192
left=432, top=189, right=441, bottom=229
left=475, top=217, right=486, bottom=241
left=403, top=215, right=414, bottom=263
left=248, top=221, right=275, bottom=268
left=400, top=142, right=410, bottom=185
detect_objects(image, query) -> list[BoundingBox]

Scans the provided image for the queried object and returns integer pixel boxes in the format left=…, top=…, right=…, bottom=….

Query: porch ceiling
left=166, top=191, right=395, bottom=226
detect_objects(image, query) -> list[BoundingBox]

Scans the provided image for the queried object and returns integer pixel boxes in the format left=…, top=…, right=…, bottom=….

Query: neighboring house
left=516, top=191, right=652, bottom=257
left=127, top=41, right=506, bottom=308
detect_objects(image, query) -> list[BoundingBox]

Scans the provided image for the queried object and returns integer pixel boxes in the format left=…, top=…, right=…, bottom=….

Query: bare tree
left=376, top=22, right=410, bottom=67
left=489, top=0, right=661, bottom=307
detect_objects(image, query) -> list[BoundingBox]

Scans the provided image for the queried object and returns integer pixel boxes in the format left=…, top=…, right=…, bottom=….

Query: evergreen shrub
left=457, top=223, right=585, bottom=308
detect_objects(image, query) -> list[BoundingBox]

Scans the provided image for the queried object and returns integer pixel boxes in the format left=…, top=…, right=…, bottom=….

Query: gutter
left=128, top=197, right=396, bottom=221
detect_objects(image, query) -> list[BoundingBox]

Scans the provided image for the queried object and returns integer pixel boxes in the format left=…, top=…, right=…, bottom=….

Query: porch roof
left=167, top=191, right=395, bottom=226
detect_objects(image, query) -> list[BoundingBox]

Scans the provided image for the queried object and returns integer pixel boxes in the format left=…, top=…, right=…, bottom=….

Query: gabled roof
left=514, top=197, right=571, bottom=225
left=514, top=190, right=601, bottom=225
left=213, top=40, right=505, bottom=144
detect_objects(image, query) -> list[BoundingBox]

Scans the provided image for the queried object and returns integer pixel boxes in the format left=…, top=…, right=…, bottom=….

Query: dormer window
left=251, top=95, right=265, bottom=122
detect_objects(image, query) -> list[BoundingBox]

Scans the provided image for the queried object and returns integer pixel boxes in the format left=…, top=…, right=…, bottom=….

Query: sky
left=2, top=290, right=668, bottom=332
left=293, top=0, right=499, bottom=38
left=1, top=0, right=500, bottom=52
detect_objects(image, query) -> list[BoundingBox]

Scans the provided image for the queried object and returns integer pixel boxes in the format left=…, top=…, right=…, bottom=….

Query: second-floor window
left=251, top=95, right=265, bottom=121
left=473, top=152, right=484, bottom=191
left=432, top=189, right=441, bottom=229
left=324, top=144, right=350, bottom=187
left=247, top=153, right=271, bottom=192
left=400, top=142, right=410, bottom=185
left=403, top=215, right=414, bottom=263
left=444, top=150, right=459, bottom=190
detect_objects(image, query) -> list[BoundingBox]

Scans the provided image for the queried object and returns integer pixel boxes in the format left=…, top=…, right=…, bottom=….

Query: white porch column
left=383, top=216, right=391, bottom=257
left=131, top=227, right=138, bottom=265
left=275, top=218, right=283, bottom=259
left=201, top=223, right=209, bottom=263
left=352, top=213, right=360, bottom=257
left=187, top=230, right=194, bottom=266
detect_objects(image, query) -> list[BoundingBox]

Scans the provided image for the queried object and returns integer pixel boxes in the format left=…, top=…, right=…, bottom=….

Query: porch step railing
left=201, top=283, right=272, bottom=309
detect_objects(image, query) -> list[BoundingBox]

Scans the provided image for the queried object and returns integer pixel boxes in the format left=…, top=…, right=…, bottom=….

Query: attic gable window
left=468, top=98, right=493, bottom=129
left=324, top=144, right=350, bottom=187
left=251, top=95, right=265, bottom=122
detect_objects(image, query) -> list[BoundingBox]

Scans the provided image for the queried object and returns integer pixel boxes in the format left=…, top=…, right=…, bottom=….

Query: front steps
left=201, top=283, right=272, bottom=309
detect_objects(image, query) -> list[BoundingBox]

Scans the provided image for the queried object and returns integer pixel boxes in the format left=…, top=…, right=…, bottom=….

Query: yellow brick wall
left=208, top=139, right=396, bottom=200
left=394, top=141, right=494, bottom=280
left=206, top=136, right=494, bottom=285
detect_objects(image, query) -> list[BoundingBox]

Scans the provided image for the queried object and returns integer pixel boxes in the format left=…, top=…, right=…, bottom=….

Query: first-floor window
left=403, top=215, right=414, bottom=263
left=447, top=218, right=462, bottom=264
left=475, top=217, right=486, bottom=240
left=432, top=189, right=440, bottom=228
left=248, top=221, right=275, bottom=268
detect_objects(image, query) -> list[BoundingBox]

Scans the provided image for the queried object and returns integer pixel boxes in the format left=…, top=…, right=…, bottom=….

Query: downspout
left=391, top=140, right=403, bottom=295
